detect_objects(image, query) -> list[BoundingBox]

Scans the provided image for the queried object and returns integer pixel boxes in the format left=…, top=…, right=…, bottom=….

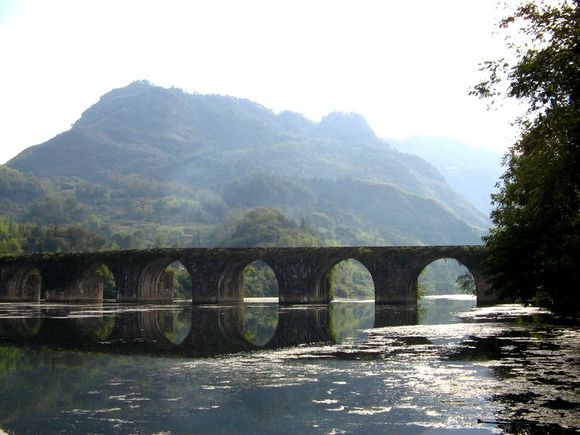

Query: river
left=0, top=296, right=578, bottom=434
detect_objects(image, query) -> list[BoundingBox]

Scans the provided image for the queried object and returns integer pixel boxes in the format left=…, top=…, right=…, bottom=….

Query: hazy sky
left=0, top=0, right=522, bottom=164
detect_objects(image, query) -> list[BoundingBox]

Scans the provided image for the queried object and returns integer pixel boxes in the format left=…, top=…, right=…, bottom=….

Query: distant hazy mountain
left=5, top=81, right=489, bottom=245
left=390, top=137, right=503, bottom=216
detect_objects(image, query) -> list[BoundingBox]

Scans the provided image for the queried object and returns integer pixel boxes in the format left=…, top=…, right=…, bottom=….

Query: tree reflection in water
left=242, top=302, right=279, bottom=346
left=328, top=301, right=374, bottom=343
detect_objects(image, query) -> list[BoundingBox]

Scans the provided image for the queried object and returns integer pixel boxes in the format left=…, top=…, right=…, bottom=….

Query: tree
left=217, top=208, right=323, bottom=247
left=0, top=217, right=23, bottom=255
left=472, top=1, right=579, bottom=313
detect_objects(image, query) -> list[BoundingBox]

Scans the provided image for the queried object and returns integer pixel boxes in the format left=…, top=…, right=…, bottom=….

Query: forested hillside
left=2, top=81, right=488, bottom=251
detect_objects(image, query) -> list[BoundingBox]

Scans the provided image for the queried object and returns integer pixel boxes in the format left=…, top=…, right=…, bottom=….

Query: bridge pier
left=350, top=249, right=419, bottom=304
left=110, top=263, right=143, bottom=302
left=112, top=259, right=174, bottom=303
left=367, top=258, right=418, bottom=305
left=471, top=266, right=497, bottom=306
left=40, top=257, right=106, bottom=303
left=267, top=254, right=327, bottom=304
left=44, top=270, right=103, bottom=302
left=181, top=256, right=238, bottom=304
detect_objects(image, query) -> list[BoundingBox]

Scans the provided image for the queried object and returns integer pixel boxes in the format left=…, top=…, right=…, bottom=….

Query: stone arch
left=417, top=258, right=474, bottom=296
left=218, top=258, right=281, bottom=303
left=3, top=266, right=42, bottom=302
left=315, top=257, right=376, bottom=302
left=138, top=257, right=187, bottom=302
left=409, top=252, right=483, bottom=302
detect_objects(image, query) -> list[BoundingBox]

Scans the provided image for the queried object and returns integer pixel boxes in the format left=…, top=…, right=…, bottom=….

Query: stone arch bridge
left=0, top=246, right=498, bottom=305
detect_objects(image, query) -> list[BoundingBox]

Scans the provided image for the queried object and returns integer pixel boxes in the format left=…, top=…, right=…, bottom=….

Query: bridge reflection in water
left=0, top=302, right=420, bottom=357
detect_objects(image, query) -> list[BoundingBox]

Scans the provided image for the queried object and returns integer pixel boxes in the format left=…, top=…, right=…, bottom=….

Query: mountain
left=390, top=136, right=503, bottom=215
left=4, top=81, right=489, bottom=246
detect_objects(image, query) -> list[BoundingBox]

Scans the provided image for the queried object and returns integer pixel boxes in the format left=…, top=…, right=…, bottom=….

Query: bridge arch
left=407, top=250, right=487, bottom=303
left=417, top=258, right=474, bottom=296
left=117, top=309, right=186, bottom=350
left=3, top=266, right=42, bottom=302
left=138, top=257, right=190, bottom=302
left=318, top=258, right=376, bottom=301
left=218, top=258, right=280, bottom=303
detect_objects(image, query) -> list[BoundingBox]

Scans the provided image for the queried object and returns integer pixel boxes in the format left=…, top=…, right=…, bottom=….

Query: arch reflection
left=242, top=302, right=279, bottom=347
left=0, top=317, right=43, bottom=340
left=0, top=302, right=425, bottom=357
left=328, top=301, right=375, bottom=343
left=418, top=258, right=475, bottom=297
left=71, top=316, right=117, bottom=342
left=326, top=259, right=375, bottom=301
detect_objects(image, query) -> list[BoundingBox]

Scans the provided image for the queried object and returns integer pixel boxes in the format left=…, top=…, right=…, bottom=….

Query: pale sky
left=0, top=0, right=522, bottom=164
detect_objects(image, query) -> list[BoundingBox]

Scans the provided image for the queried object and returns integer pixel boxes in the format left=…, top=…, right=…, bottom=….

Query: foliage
left=242, top=304, right=279, bottom=346
left=95, top=265, right=117, bottom=299
left=456, top=273, right=476, bottom=295
left=217, top=208, right=323, bottom=248
left=328, top=301, right=375, bottom=343
left=419, top=259, right=475, bottom=295
left=3, top=80, right=487, bottom=248
left=0, top=79, right=496, bottom=300
left=0, top=217, right=24, bottom=255
left=242, top=261, right=279, bottom=297
left=328, top=259, right=374, bottom=300
left=472, top=0, right=579, bottom=314
left=172, top=266, right=193, bottom=299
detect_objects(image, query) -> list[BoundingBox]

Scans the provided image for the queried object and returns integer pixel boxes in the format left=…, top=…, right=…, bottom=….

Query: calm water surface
left=0, top=296, right=578, bottom=434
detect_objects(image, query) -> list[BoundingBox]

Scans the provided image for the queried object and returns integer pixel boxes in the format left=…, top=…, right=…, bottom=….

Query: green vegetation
left=242, top=304, right=279, bottom=346
left=418, top=259, right=475, bottom=296
left=3, top=80, right=486, bottom=249
left=0, top=217, right=24, bottom=255
left=328, top=301, right=375, bottom=343
left=95, top=265, right=117, bottom=299
left=0, top=80, right=492, bottom=299
left=0, top=217, right=110, bottom=255
left=472, top=0, right=579, bottom=314
left=456, top=273, right=476, bottom=295
left=242, top=261, right=279, bottom=298
left=217, top=208, right=323, bottom=248
left=328, top=259, right=374, bottom=300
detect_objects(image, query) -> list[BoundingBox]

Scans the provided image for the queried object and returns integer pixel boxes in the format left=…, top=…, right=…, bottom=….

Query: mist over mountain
left=390, top=137, right=503, bottom=215
left=4, top=81, right=490, bottom=247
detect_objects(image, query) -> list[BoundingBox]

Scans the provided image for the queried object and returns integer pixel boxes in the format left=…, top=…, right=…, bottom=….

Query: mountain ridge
left=4, top=81, right=489, bottom=247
